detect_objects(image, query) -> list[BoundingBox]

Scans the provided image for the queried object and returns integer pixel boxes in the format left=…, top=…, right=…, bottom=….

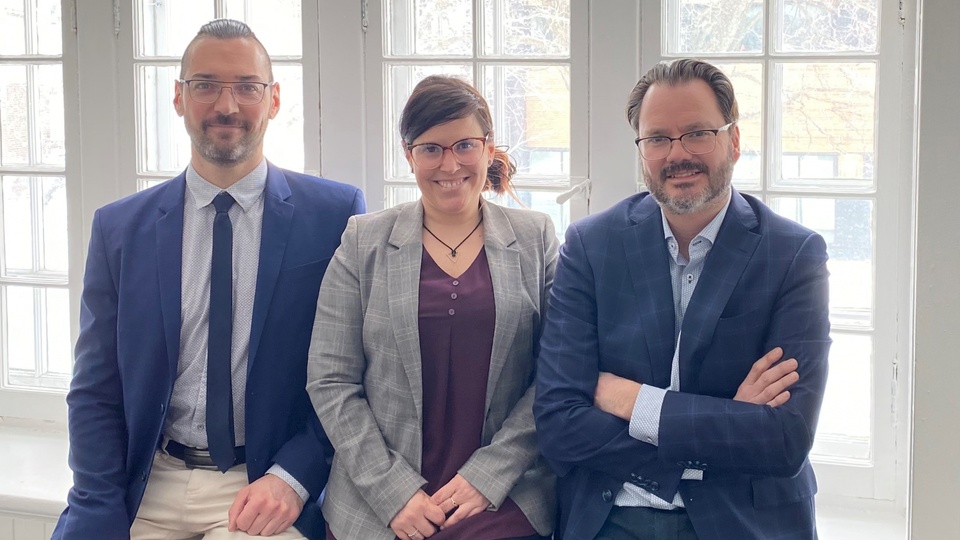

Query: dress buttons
left=452, top=280, right=459, bottom=286
left=451, top=293, right=458, bottom=299
left=601, top=489, right=613, bottom=502
left=448, top=309, right=455, bottom=316
left=649, top=481, right=660, bottom=491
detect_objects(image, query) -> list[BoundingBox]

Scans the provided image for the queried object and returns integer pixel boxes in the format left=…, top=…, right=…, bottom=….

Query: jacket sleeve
left=534, top=223, right=673, bottom=484
left=657, top=232, right=831, bottom=478
left=306, top=217, right=426, bottom=526
left=57, top=210, right=133, bottom=539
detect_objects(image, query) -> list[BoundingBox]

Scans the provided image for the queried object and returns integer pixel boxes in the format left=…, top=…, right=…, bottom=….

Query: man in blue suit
left=53, top=20, right=364, bottom=539
left=534, top=58, right=831, bottom=539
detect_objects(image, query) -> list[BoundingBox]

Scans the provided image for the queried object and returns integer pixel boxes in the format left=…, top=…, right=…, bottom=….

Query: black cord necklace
left=423, top=214, right=484, bottom=262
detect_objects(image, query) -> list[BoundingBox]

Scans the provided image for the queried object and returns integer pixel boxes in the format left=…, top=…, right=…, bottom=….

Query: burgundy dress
left=415, top=248, right=538, bottom=540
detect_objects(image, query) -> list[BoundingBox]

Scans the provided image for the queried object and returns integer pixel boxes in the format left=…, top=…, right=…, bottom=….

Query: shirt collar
left=185, top=159, right=268, bottom=212
left=661, top=189, right=733, bottom=246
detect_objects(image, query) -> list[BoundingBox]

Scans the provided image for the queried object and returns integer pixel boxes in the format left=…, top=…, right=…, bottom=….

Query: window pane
left=2, top=285, right=70, bottom=390
left=386, top=185, right=420, bottom=208
left=139, top=0, right=215, bottom=57
left=1, top=176, right=32, bottom=273
left=36, top=64, right=65, bottom=166
left=385, top=0, right=473, bottom=57
left=223, top=0, right=302, bottom=56
left=778, top=0, right=879, bottom=53
left=715, top=62, right=762, bottom=190
left=138, top=65, right=190, bottom=174
left=34, top=0, right=62, bottom=55
left=385, top=64, right=473, bottom=180
left=666, top=0, right=762, bottom=55
left=0, top=65, right=29, bottom=165
left=770, top=197, right=874, bottom=328
left=263, top=65, right=304, bottom=171
left=4, top=286, right=36, bottom=372
left=0, top=0, right=26, bottom=55
left=482, top=64, right=569, bottom=179
left=1, top=175, right=68, bottom=276
left=811, top=332, right=871, bottom=461
left=482, top=0, right=570, bottom=57
left=485, top=189, right=568, bottom=240
left=40, top=176, right=67, bottom=274
left=777, top=62, right=876, bottom=190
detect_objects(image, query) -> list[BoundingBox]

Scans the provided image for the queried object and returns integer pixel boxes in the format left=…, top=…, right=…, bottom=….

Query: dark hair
left=625, top=58, right=739, bottom=133
left=180, top=19, right=273, bottom=80
left=400, top=75, right=516, bottom=195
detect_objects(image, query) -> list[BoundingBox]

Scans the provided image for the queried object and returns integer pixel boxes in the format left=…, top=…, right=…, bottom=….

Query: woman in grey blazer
left=306, top=76, right=558, bottom=540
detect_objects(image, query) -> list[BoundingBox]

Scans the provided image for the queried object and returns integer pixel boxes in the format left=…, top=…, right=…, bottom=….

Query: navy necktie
left=207, top=191, right=236, bottom=472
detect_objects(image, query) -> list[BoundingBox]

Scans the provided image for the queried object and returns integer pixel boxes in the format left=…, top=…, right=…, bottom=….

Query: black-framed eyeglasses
left=178, top=79, right=273, bottom=105
left=406, top=135, right=489, bottom=169
left=634, top=122, right=735, bottom=160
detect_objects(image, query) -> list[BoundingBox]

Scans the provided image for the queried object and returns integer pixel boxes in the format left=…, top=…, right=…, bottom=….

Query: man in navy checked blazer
left=535, top=58, right=831, bottom=539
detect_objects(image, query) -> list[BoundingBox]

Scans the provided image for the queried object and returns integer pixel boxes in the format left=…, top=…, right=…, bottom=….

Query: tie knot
left=213, top=192, right=235, bottom=214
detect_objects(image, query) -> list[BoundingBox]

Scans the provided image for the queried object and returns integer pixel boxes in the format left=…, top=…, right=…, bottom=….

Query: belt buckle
left=179, top=446, right=220, bottom=471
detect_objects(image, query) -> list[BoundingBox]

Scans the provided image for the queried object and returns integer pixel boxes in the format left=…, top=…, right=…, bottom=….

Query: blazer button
left=649, top=481, right=660, bottom=491
left=601, top=489, right=613, bottom=502
left=677, top=461, right=687, bottom=467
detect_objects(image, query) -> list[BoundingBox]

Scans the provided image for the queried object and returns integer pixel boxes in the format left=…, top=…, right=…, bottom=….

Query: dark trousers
left=594, top=505, right=699, bottom=540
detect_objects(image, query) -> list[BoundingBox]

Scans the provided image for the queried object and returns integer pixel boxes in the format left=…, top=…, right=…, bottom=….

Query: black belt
left=162, top=439, right=246, bottom=470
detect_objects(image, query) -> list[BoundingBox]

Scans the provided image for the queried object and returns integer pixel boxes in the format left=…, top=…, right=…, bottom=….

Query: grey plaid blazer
left=307, top=200, right=558, bottom=539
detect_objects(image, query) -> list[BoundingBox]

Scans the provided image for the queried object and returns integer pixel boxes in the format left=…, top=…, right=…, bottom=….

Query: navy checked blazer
left=534, top=189, right=831, bottom=540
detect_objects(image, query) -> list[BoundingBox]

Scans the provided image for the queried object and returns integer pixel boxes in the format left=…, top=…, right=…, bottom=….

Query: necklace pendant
left=446, top=250, right=459, bottom=263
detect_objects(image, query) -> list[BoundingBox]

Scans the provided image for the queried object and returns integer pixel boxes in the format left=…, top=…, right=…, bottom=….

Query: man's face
left=174, top=37, right=279, bottom=169
left=636, top=79, right=740, bottom=217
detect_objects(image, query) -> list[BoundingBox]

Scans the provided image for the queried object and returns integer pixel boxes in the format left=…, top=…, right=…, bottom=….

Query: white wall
left=909, top=0, right=960, bottom=537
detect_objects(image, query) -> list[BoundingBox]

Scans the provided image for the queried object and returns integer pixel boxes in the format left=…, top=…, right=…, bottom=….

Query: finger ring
left=450, top=496, right=458, bottom=507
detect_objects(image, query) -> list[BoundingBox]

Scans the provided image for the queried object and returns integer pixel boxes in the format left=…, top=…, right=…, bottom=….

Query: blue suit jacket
left=534, top=190, right=830, bottom=540
left=53, top=163, right=365, bottom=540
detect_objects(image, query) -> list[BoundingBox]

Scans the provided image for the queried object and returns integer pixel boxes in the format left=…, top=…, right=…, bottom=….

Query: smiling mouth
left=666, top=169, right=703, bottom=180
left=435, top=178, right=468, bottom=189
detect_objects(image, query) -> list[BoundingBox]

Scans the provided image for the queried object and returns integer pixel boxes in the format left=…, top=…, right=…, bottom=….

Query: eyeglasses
left=406, top=136, right=489, bottom=169
left=634, top=122, right=735, bottom=160
left=179, top=79, right=273, bottom=105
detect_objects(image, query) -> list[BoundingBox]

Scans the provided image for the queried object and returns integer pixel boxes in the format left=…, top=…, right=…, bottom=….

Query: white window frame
left=637, top=0, right=912, bottom=509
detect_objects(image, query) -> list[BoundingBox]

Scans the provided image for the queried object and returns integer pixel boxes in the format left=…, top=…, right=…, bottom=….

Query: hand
left=594, top=372, right=642, bottom=421
left=430, top=474, right=492, bottom=530
left=228, top=473, right=304, bottom=536
left=734, top=347, right=799, bottom=407
left=389, top=489, right=445, bottom=539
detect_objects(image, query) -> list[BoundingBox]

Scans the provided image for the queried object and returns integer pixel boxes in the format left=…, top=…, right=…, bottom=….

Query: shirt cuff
left=681, top=469, right=703, bottom=481
left=628, top=385, right=667, bottom=446
left=267, top=464, right=310, bottom=503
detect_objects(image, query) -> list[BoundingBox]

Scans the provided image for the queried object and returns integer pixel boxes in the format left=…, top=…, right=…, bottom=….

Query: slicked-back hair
left=179, top=19, right=273, bottom=80
left=625, top=58, right=738, bottom=133
left=400, top=75, right=516, bottom=195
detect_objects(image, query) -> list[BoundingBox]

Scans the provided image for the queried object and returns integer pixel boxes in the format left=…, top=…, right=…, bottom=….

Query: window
left=645, top=0, right=907, bottom=503
left=363, top=0, right=588, bottom=232
left=0, top=1, right=71, bottom=406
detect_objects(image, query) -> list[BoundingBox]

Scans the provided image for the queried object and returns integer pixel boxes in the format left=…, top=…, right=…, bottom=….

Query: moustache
left=660, top=160, right=707, bottom=180
left=202, top=114, right=249, bottom=130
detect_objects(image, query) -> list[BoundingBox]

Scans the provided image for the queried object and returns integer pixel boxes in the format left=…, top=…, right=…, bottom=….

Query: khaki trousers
left=131, top=450, right=307, bottom=540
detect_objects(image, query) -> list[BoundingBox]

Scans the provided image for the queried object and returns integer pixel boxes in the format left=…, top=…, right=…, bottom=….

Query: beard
left=642, top=147, right=735, bottom=215
left=189, top=113, right=263, bottom=166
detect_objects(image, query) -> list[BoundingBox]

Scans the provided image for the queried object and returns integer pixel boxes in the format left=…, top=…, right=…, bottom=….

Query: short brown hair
left=400, top=75, right=516, bottom=195
left=625, top=58, right=738, bottom=133
left=180, top=19, right=273, bottom=80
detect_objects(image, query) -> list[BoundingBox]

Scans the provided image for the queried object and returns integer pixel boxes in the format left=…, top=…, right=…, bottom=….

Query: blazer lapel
left=387, top=202, right=427, bottom=424
left=679, top=191, right=761, bottom=392
left=156, top=175, right=187, bottom=384
left=623, top=195, right=676, bottom=388
left=481, top=203, right=521, bottom=411
left=247, top=164, right=294, bottom=374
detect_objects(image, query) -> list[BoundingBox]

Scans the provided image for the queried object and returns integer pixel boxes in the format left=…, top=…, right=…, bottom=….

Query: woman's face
left=404, top=115, right=494, bottom=220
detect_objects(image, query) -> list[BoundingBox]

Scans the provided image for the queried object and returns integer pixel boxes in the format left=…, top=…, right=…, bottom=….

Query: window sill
left=0, top=422, right=907, bottom=538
